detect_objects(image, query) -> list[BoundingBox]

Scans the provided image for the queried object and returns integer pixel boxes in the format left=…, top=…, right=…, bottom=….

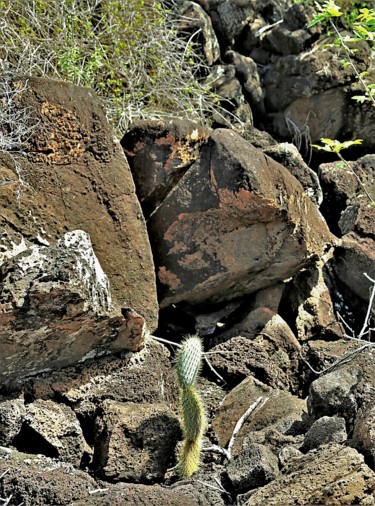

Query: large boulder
left=0, top=230, right=147, bottom=382
left=0, top=77, right=158, bottom=382
left=0, top=77, right=158, bottom=328
left=147, top=128, right=332, bottom=308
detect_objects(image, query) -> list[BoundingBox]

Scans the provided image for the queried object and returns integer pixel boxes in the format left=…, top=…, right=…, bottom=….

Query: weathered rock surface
left=72, top=483, right=199, bottom=506
left=208, top=314, right=301, bottom=391
left=280, top=255, right=343, bottom=341
left=16, top=399, right=90, bottom=467
left=25, top=338, right=178, bottom=406
left=0, top=448, right=97, bottom=506
left=301, top=415, right=347, bottom=451
left=93, top=400, right=180, bottom=482
left=0, top=77, right=158, bottom=330
left=263, top=142, right=323, bottom=205
left=227, top=442, right=279, bottom=493
left=122, top=119, right=211, bottom=218
left=0, top=396, right=26, bottom=445
left=0, top=230, right=147, bottom=382
left=148, top=127, right=332, bottom=308
left=213, top=376, right=307, bottom=455
left=243, top=444, right=375, bottom=505
left=308, top=346, right=375, bottom=427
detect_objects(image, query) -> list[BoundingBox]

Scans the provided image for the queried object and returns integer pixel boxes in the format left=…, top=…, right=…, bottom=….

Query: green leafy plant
left=308, top=1, right=375, bottom=105
left=175, top=335, right=207, bottom=478
left=0, top=0, right=227, bottom=135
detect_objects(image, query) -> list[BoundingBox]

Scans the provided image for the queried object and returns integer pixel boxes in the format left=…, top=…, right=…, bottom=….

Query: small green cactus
left=175, top=335, right=206, bottom=478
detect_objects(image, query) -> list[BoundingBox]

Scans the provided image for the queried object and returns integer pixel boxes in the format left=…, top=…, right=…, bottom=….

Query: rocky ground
left=0, top=0, right=375, bottom=504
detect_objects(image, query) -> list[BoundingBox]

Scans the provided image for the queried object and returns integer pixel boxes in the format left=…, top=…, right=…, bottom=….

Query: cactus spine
left=175, top=335, right=206, bottom=478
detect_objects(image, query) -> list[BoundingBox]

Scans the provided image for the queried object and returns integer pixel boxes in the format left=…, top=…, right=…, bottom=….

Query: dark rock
left=0, top=77, right=158, bottom=329
left=333, top=234, right=375, bottom=317
left=319, top=155, right=375, bottom=235
left=93, top=400, right=180, bottom=483
left=263, top=142, right=322, bottom=205
left=301, top=416, right=347, bottom=452
left=178, top=1, right=220, bottom=65
left=169, top=463, right=228, bottom=506
left=227, top=442, right=279, bottom=493
left=243, top=444, right=375, bottom=505
left=225, top=50, right=263, bottom=106
left=121, top=119, right=211, bottom=218
left=148, top=127, right=332, bottom=309
left=0, top=230, right=147, bottom=383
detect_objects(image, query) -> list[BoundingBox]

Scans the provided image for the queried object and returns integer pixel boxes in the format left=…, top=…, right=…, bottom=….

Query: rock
left=169, top=463, right=228, bottom=506
left=261, top=42, right=374, bottom=149
left=263, top=142, right=323, bottom=205
left=307, top=346, right=375, bottom=427
left=207, top=314, right=301, bottom=391
left=121, top=119, right=211, bottom=218
left=339, top=204, right=375, bottom=239
left=227, top=442, right=279, bottom=493
left=15, top=399, right=91, bottom=467
left=0, top=396, right=26, bottom=445
left=299, top=339, right=362, bottom=392
left=0, top=448, right=97, bottom=506
left=319, top=155, right=375, bottom=235
left=332, top=234, right=375, bottom=316
left=0, top=77, right=158, bottom=330
left=178, top=1, right=221, bottom=66
left=279, top=255, right=343, bottom=341
left=0, top=230, right=147, bottom=383
left=148, top=127, right=332, bottom=308
left=22, top=339, right=179, bottom=448
left=27, top=338, right=178, bottom=406
left=208, top=65, right=254, bottom=131
left=212, top=376, right=307, bottom=455
left=72, top=483, right=199, bottom=506
left=278, top=445, right=303, bottom=467
left=224, top=50, right=263, bottom=106
left=93, top=400, right=180, bottom=482
left=243, top=444, right=375, bottom=505
left=301, top=416, right=347, bottom=451
left=353, top=403, right=375, bottom=469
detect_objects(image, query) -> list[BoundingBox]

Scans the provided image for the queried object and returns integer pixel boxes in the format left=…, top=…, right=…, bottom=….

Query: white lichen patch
left=59, top=230, right=112, bottom=313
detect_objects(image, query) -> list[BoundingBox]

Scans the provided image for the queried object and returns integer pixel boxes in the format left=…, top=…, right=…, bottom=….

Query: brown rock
left=212, top=376, right=306, bottom=455
left=208, top=314, right=300, bottom=391
left=0, top=230, right=147, bottom=382
left=333, top=234, right=375, bottom=312
left=121, top=119, right=211, bottom=218
left=243, top=444, right=375, bottom=505
left=148, top=128, right=332, bottom=308
left=0, top=448, right=97, bottom=506
left=353, top=403, right=375, bottom=468
left=0, top=396, right=26, bottom=445
left=26, top=338, right=178, bottom=406
left=18, top=399, right=90, bottom=467
left=0, top=77, right=158, bottom=330
left=94, top=400, right=180, bottom=482
left=72, top=483, right=199, bottom=506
